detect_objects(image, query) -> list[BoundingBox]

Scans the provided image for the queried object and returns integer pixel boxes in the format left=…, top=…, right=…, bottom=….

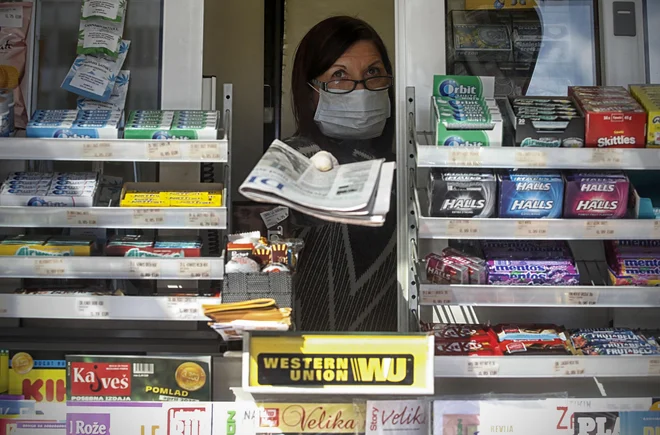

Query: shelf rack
left=400, top=86, right=660, bottom=379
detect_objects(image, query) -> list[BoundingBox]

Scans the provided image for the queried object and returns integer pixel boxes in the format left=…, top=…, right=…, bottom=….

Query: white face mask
left=312, top=88, right=391, bottom=140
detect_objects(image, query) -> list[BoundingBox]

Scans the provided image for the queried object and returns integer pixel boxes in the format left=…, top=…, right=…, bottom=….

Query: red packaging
left=569, top=86, right=647, bottom=148
left=499, top=339, right=571, bottom=355
left=425, top=253, right=469, bottom=284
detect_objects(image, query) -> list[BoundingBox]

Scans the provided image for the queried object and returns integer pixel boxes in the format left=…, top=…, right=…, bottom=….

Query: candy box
left=425, top=253, right=469, bottom=284
left=427, top=169, right=497, bottom=217
left=569, top=86, right=646, bottom=148
left=441, top=247, right=487, bottom=284
left=630, top=84, right=660, bottom=145
left=498, top=170, right=564, bottom=218
left=453, top=24, right=512, bottom=62
left=487, top=259, right=579, bottom=285
left=105, top=235, right=202, bottom=258
left=563, top=171, right=629, bottom=218
left=66, top=355, right=212, bottom=402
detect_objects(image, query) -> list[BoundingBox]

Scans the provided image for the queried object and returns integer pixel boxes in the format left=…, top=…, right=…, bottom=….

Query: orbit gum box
left=498, top=170, right=564, bottom=218
left=563, top=171, right=629, bottom=218
left=569, top=86, right=646, bottom=148
left=66, top=355, right=212, bottom=402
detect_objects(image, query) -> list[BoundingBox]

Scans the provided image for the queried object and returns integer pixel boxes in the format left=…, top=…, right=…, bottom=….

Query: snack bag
left=77, top=70, right=129, bottom=110
left=0, top=2, right=33, bottom=128
left=81, top=0, right=127, bottom=23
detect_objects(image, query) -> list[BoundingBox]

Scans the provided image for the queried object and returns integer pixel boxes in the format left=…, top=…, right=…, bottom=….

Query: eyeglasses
left=311, top=76, right=393, bottom=94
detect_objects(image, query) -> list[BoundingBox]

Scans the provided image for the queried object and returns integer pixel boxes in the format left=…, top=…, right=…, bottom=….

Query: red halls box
left=569, top=86, right=647, bottom=148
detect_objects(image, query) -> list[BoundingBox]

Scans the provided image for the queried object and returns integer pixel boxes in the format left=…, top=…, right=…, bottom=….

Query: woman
left=286, top=16, right=397, bottom=332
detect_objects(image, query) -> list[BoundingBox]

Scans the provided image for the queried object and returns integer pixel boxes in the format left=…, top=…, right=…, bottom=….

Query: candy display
left=106, top=235, right=202, bottom=257
left=119, top=182, right=223, bottom=207
left=507, top=96, right=584, bottom=147
left=225, top=231, right=302, bottom=273
left=605, top=240, right=660, bottom=286
left=0, top=235, right=95, bottom=256
left=425, top=246, right=487, bottom=285
left=569, top=86, right=647, bottom=148
left=0, top=171, right=99, bottom=207
left=483, top=240, right=579, bottom=285
left=570, top=328, right=660, bottom=356
left=27, top=109, right=121, bottom=139
left=428, top=169, right=497, bottom=217
left=629, top=84, right=660, bottom=146
left=498, top=170, right=564, bottom=218
left=563, top=170, right=629, bottom=219
left=421, top=323, right=502, bottom=356
left=124, top=110, right=218, bottom=140
left=432, top=75, right=503, bottom=147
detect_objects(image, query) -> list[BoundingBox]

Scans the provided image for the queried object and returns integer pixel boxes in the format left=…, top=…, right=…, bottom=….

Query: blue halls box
left=498, top=170, right=564, bottom=218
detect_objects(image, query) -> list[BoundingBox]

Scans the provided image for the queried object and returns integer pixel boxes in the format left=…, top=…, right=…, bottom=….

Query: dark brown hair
left=290, top=16, right=394, bottom=156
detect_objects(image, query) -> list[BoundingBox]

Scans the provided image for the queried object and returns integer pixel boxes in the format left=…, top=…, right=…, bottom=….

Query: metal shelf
left=0, top=138, right=228, bottom=162
left=435, top=355, right=660, bottom=378
left=0, top=257, right=224, bottom=280
left=0, top=206, right=227, bottom=229
left=417, top=132, right=660, bottom=169
left=0, top=294, right=219, bottom=320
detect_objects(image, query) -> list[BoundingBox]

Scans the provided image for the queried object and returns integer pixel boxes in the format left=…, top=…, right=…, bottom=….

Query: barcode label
left=133, top=363, right=155, bottom=374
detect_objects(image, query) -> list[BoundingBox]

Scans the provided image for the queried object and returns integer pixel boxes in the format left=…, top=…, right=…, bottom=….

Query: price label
left=167, top=296, right=200, bottom=320
left=584, top=220, right=615, bottom=237
left=132, top=209, right=166, bottom=226
left=566, top=291, right=599, bottom=305
left=421, top=289, right=454, bottom=305
left=591, top=149, right=623, bottom=166
left=190, top=142, right=222, bottom=160
left=653, top=221, right=660, bottom=238
left=515, top=150, right=547, bottom=167
left=77, top=298, right=109, bottom=318
left=66, top=210, right=98, bottom=226
left=447, top=219, right=480, bottom=237
left=178, top=260, right=211, bottom=279
left=448, top=149, right=481, bottom=166
left=515, top=220, right=549, bottom=237
left=147, top=142, right=181, bottom=160
left=467, top=359, right=499, bottom=377
left=34, top=259, right=66, bottom=276
left=648, top=358, right=660, bottom=376
left=0, top=7, right=23, bottom=27
left=129, top=260, right=161, bottom=278
left=554, top=359, right=585, bottom=376
left=187, top=211, right=221, bottom=227
left=82, top=143, right=113, bottom=159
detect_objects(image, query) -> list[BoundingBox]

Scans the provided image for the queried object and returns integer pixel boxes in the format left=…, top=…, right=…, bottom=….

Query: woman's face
left=312, top=40, right=385, bottom=106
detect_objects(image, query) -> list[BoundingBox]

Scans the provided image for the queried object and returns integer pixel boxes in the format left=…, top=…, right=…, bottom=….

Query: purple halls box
left=563, top=171, right=629, bottom=218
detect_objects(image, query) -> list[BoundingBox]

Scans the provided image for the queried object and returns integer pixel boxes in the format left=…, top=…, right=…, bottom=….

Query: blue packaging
left=498, top=170, right=564, bottom=218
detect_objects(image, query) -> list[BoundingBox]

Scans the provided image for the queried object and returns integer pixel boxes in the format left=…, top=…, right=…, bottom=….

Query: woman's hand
left=310, top=151, right=339, bottom=172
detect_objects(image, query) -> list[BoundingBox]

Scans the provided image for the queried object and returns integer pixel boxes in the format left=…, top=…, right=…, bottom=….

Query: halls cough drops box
left=66, top=355, right=212, bottom=402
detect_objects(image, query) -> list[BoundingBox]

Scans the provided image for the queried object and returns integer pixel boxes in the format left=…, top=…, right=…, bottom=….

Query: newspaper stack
left=239, top=140, right=395, bottom=227
left=204, top=298, right=291, bottom=342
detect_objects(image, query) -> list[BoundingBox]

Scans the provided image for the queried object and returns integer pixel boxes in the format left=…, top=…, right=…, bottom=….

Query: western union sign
left=242, top=333, right=434, bottom=394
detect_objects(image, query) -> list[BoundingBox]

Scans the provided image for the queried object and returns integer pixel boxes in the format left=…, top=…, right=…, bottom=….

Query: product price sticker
left=147, top=142, right=181, bottom=160
left=178, top=260, right=211, bottom=279
left=553, top=359, right=585, bottom=376
left=515, top=220, right=548, bottom=237
left=66, top=210, right=98, bottom=226
left=82, top=142, right=113, bottom=159
left=446, top=219, right=480, bottom=237
left=129, top=260, right=160, bottom=278
left=167, top=296, right=201, bottom=320
left=0, top=6, right=23, bottom=28
left=648, top=358, right=660, bottom=376
left=448, top=148, right=481, bottom=166
left=584, top=220, right=615, bottom=237
left=76, top=297, right=109, bottom=318
left=187, top=211, right=221, bottom=227
left=591, top=148, right=623, bottom=166
left=34, top=259, right=66, bottom=276
left=514, top=149, right=547, bottom=168
left=467, top=359, right=499, bottom=377
left=190, top=142, right=222, bottom=160
left=421, top=288, right=454, bottom=305
left=566, top=291, right=599, bottom=305
left=652, top=221, right=660, bottom=238
left=132, top=209, right=166, bottom=226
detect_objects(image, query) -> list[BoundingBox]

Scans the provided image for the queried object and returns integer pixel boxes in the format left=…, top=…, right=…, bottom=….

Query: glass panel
left=445, top=0, right=598, bottom=97
left=36, top=0, right=163, bottom=109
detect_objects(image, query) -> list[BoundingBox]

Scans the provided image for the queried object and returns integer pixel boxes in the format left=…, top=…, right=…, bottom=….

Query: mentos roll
left=428, top=169, right=496, bottom=218
left=563, top=170, right=629, bottom=218
left=498, top=170, right=564, bottom=218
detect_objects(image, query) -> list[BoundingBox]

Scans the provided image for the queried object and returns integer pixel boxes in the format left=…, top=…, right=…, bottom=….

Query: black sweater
left=284, top=135, right=397, bottom=331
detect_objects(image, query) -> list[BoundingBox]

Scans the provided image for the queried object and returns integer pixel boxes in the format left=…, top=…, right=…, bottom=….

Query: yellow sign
left=255, top=403, right=365, bottom=433
left=465, top=0, right=537, bottom=10
left=243, top=333, right=434, bottom=394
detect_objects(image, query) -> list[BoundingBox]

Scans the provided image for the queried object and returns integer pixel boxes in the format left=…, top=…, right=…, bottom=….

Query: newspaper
left=239, top=140, right=395, bottom=227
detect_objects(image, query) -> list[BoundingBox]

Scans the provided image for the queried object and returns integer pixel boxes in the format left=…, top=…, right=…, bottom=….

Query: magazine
left=239, top=140, right=395, bottom=227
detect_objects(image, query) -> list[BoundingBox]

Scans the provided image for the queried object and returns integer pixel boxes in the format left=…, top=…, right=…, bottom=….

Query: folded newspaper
left=239, top=140, right=395, bottom=227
